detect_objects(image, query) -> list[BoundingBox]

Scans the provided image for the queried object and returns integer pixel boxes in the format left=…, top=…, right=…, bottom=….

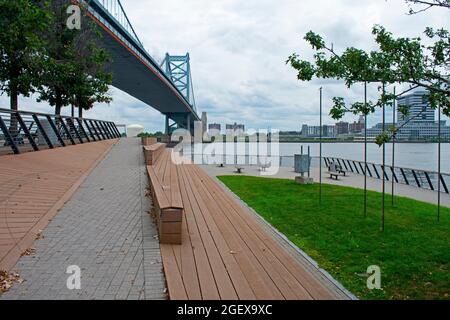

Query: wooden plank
left=190, top=166, right=309, bottom=300
left=181, top=165, right=267, bottom=299
left=179, top=166, right=240, bottom=299
left=177, top=165, right=221, bottom=300
left=179, top=206, right=202, bottom=299
left=184, top=165, right=282, bottom=300
left=192, top=166, right=335, bottom=300
left=160, top=244, right=188, bottom=300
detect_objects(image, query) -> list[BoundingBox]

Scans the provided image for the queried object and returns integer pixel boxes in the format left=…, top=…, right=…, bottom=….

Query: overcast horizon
left=1, top=0, right=449, bottom=132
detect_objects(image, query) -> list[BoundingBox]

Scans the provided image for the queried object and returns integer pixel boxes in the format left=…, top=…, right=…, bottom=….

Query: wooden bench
left=235, top=166, right=244, bottom=174
left=142, top=137, right=158, bottom=146
left=143, top=143, right=166, bottom=165
left=146, top=147, right=184, bottom=245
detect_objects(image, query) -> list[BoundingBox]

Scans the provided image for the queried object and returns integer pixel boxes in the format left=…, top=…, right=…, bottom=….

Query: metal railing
left=323, top=157, right=450, bottom=194
left=0, top=108, right=121, bottom=155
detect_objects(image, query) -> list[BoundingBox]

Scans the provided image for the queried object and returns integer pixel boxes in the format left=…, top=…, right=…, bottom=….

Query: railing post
left=66, top=118, right=83, bottom=144
left=32, top=114, right=54, bottom=149
left=45, top=115, right=65, bottom=147
left=400, top=168, right=409, bottom=185
left=59, top=116, right=76, bottom=145
left=94, top=120, right=106, bottom=140
left=412, top=170, right=421, bottom=188
left=112, top=122, right=120, bottom=138
left=439, top=174, right=449, bottom=194
left=109, top=122, right=120, bottom=138
left=84, top=119, right=97, bottom=141
left=15, top=112, right=38, bottom=151
left=424, top=172, right=434, bottom=191
left=0, top=114, right=20, bottom=154
left=89, top=120, right=102, bottom=140
left=76, top=118, right=90, bottom=142
left=100, top=121, right=112, bottom=139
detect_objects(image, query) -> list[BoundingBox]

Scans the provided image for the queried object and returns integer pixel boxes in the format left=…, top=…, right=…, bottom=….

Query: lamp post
left=319, top=87, right=323, bottom=204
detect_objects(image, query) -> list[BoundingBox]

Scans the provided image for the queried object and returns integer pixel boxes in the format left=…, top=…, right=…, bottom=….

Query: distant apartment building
left=349, top=115, right=365, bottom=134
left=301, top=124, right=336, bottom=138
left=201, top=112, right=208, bottom=134
left=226, top=123, right=245, bottom=136
left=208, top=123, right=221, bottom=136
left=398, top=90, right=435, bottom=125
left=335, top=121, right=349, bottom=135
left=366, top=121, right=450, bottom=140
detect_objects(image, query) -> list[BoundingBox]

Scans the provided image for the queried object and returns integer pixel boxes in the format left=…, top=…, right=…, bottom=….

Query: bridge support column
left=186, top=113, right=191, bottom=134
left=165, top=115, right=170, bottom=135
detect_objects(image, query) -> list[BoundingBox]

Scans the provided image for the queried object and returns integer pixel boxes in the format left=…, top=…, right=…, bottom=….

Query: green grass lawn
left=217, top=175, right=450, bottom=300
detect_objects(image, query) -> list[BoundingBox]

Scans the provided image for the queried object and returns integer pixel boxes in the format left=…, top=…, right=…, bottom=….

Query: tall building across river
left=366, top=90, right=450, bottom=140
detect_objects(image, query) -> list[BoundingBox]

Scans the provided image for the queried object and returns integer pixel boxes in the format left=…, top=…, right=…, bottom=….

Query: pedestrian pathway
left=201, top=165, right=450, bottom=208
left=1, top=138, right=166, bottom=300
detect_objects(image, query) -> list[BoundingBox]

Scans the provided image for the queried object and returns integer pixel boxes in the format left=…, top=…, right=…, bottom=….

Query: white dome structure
left=127, top=124, right=144, bottom=137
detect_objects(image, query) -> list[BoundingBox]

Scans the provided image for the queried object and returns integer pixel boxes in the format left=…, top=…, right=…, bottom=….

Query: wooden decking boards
left=152, top=149, right=339, bottom=300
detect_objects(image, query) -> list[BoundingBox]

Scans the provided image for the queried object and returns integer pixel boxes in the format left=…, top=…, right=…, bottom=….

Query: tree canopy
left=0, top=0, right=51, bottom=110
left=287, top=0, right=449, bottom=145
left=0, top=0, right=112, bottom=115
left=37, top=0, right=112, bottom=115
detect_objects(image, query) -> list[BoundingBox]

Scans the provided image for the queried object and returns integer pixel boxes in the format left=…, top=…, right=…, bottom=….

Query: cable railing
left=0, top=108, right=121, bottom=155
left=177, top=150, right=449, bottom=194
left=323, top=157, right=449, bottom=194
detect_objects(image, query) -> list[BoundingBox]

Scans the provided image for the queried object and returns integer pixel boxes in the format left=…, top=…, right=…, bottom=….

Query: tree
left=405, top=0, right=450, bottom=14
left=0, top=0, right=51, bottom=112
left=287, top=1, right=449, bottom=145
left=38, top=0, right=112, bottom=116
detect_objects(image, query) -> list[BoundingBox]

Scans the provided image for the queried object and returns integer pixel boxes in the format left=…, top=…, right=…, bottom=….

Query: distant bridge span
left=77, top=0, right=200, bottom=132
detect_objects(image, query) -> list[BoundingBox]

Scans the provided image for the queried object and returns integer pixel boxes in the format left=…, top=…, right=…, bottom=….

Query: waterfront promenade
left=1, top=138, right=165, bottom=300
left=201, top=165, right=450, bottom=208
left=0, top=138, right=354, bottom=300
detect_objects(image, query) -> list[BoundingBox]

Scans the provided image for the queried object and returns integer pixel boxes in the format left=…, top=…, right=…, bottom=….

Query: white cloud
left=1, top=0, right=448, bottom=131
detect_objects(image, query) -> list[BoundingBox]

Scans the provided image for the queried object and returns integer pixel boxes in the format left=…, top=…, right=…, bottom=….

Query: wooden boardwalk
left=151, top=149, right=346, bottom=300
left=0, top=140, right=117, bottom=271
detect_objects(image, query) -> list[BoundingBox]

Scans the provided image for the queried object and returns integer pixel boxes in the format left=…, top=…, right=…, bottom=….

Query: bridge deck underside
left=91, top=17, right=198, bottom=126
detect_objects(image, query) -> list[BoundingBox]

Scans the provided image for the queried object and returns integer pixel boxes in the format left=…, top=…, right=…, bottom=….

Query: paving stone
left=0, top=138, right=166, bottom=300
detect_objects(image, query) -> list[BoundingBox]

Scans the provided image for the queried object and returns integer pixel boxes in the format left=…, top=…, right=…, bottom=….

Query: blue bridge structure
left=78, top=0, right=200, bottom=134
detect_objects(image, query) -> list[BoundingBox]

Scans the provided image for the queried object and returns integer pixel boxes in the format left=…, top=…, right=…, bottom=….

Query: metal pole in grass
left=381, top=83, right=386, bottom=232
left=391, top=87, right=396, bottom=206
left=438, top=104, right=441, bottom=221
left=319, top=87, right=323, bottom=204
left=364, top=82, right=368, bottom=218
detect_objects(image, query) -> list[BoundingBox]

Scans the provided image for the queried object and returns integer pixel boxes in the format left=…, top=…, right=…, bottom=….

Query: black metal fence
left=323, top=157, right=450, bottom=194
left=0, top=108, right=121, bottom=155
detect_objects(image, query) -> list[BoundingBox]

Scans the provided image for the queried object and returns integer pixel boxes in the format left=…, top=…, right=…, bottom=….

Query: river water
left=280, top=143, right=449, bottom=173
left=194, top=142, right=449, bottom=173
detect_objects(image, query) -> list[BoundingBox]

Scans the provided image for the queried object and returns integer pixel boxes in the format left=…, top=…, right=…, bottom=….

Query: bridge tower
left=161, top=53, right=197, bottom=136
left=161, top=53, right=196, bottom=108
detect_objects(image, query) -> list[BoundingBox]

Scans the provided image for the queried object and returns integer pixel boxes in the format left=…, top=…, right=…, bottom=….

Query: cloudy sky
left=1, top=0, right=448, bottom=132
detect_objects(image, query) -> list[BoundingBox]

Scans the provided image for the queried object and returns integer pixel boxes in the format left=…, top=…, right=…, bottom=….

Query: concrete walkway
left=201, top=164, right=450, bottom=208
left=1, top=138, right=166, bottom=300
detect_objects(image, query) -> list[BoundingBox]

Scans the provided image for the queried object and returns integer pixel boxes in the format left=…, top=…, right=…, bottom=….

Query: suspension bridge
left=80, top=0, right=200, bottom=133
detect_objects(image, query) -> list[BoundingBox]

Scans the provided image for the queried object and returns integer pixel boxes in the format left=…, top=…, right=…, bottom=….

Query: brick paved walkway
left=1, top=138, right=166, bottom=300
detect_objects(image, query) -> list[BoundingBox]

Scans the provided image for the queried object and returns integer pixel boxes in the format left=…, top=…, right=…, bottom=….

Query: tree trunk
left=9, top=89, right=19, bottom=138
left=55, top=104, right=61, bottom=116
left=78, top=107, right=83, bottom=118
